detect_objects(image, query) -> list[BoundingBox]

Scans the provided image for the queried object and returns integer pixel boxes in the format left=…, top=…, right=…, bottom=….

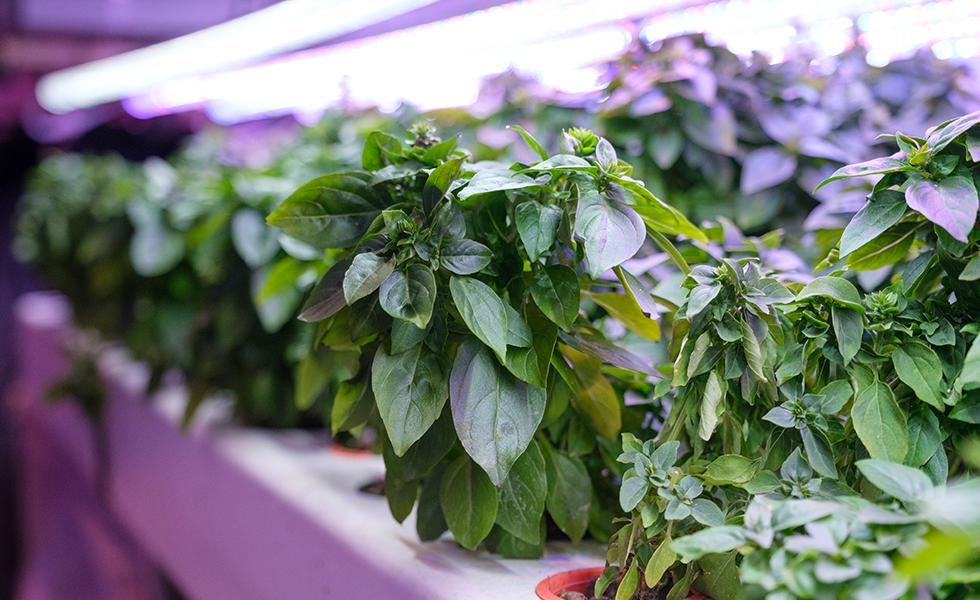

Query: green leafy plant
left=266, top=122, right=704, bottom=556
left=15, top=117, right=371, bottom=427
left=598, top=111, right=980, bottom=600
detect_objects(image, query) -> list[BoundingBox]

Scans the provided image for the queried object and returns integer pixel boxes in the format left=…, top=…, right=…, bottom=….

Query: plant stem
left=646, top=226, right=691, bottom=275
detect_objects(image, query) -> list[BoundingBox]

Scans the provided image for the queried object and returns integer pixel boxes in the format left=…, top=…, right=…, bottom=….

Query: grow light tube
left=35, top=0, right=443, bottom=114
left=124, top=0, right=712, bottom=121
left=126, top=0, right=978, bottom=124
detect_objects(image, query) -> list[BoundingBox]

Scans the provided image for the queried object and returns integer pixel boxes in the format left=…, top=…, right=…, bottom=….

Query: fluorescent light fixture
left=118, top=0, right=980, bottom=124
left=36, top=0, right=443, bottom=114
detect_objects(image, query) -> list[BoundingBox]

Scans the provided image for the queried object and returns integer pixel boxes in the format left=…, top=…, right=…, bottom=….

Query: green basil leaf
left=926, top=111, right=980, bottom=154
left=503, top=303, right=533, bottom=348
left=589, top=292, right=660, bottom=342
left=856, top=459, right=933, bottom=503
left=596, top=138, right=618, bottom=172
left=457, top=169, right=547, bottom=204
left=619, top=476, right=650, bottom=512
left=904, top=407, right=942, bottom=468
left=545, top=450, right=592, bottom=543
left=416, top=463, right=448, bottom=541
left=814, top=380, right=853, bottom=414
left=670, top=527, right=746, bottom=562
left=693, top=551, right=740, bottom=600
left=348, top=293, right=390, bottom=342
left=299, top=257, right=353, bottom=322
left=645, top=537, right=677, bottom=588
left=379, top=264, right=437, bottom=329
left=530, top=265, right=580, bottom=331
left=704, top=454, right=756, bottom=485
left=331, top=376, right=374, bottom=435
left=372, top=342, right=450, bottom=455
left=839, top=190, right=908, bottom=258
left=343, top=253, right=395, bottom=305
left=571, top=365, right=623, bottom=438
left=699, top=370, right=725, bottom=441
left=423, top=157, right=465, bottom=215
left=666, top=566, right=692, bottom=600
left=362, top=131, right=402, bottom=170
left=690, top=498, right=726, bottom=527
left=422, top=135, right=459, bottom=165
left=575, top=190, right=646, bottom=279
left=515, top=201, right=561, bottom=262
left=450, top=276, right=509, bottom=361
left=450, top=338, right=546, bottom=486
left=440, top=455, right=498, bottom=550
left=496, top=440, right=547, bottom=544
left=832, top=305, right=863, bottom=364
left=846, top=222, right=918, bottom=271
left=743, top=470, right=781, bottom=494
left=814, top=155, right=915, bottom=191
left=801, top=425, right=837, bottom=479
left=740, top=319, right=768, bottom=383
left=771, top=499, right=843, bottom=531
left=961, top=255, right=980, bottom=281
left=615, top=266, right=659, bottom=319
left=383, top=402, right=456, bottom=482
left=266, top=173, right=382, bottom=248
left=616, top=560, right=639, bottom=600
left=503, top=302, right=557, bottom=388
left=390, top=317, right=429, bottom=354
left=368, top=161, right=424, bottom=186
left=558, top=325, right=657, bottom=375
left=294, top=352, right=330, bottom=411
left=954, top=338, right=980, bottom=390
left=950, top=390, right=980, bottom=423
left=495, top=522, right=545, bottom=559
left=852, top=381, right=908, bottom=463
left=508, top=125, right=549, bottom=161
left=429, top=199, right=466, bottom=247
left=383, top=470, right=418, bottom=524
left=687, top=283, right=721, bottom=318
left=893, top=341, right=945, bottom=410
left=520, top=154, right=595, bottom=174
left=440, top=239, right=492, bottom=275
left=612, top=176, right=707, bottom=243
left=796, top=276, right=866, bottom=314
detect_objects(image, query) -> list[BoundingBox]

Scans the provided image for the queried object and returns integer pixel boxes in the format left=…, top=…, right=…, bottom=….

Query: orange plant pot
left=535, top=566, right=708, bottom=600
left=536, top=567, right=605, bottom=599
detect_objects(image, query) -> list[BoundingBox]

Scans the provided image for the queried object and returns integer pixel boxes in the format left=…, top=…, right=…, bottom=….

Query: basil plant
left=267, top=123, right=703, bottom=555
left=598, top=111, right=980, bottom=600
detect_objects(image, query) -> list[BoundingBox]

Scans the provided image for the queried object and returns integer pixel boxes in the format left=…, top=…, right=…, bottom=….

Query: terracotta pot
left=536, top=566, right=604, bottom=599
left=535, top=566, right=708, bottom=600
left=329, top=441, right=374, bottom=456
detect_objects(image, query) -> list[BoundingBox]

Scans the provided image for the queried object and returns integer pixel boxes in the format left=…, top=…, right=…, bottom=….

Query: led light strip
left=115, top=0, right=980, bottom=124
left=35, top=0, right=444, bottom=114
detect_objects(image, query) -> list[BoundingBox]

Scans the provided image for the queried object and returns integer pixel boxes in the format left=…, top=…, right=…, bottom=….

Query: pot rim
left=534, top=565, right=709, bottom=600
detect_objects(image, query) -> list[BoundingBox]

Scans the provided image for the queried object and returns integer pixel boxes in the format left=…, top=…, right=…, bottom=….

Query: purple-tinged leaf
left=961, top=255, right=980, bottom=281
left=968, top=133, right=980, bottom=163
left=925, top=109, right=980, bottom=154
left=905, top=174, right=979, bottom=243
left=740, top=147, right=798, bottom=195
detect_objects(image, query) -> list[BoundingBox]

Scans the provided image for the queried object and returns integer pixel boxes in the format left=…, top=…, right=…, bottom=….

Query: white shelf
left=13, top=291, right=604, bottom=600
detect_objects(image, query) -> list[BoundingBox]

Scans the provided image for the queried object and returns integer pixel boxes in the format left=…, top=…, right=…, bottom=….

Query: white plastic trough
left=10, top=291, right=604, bottom=600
